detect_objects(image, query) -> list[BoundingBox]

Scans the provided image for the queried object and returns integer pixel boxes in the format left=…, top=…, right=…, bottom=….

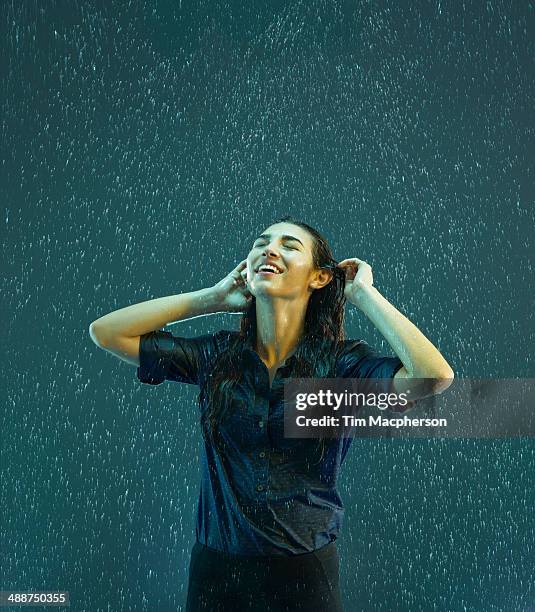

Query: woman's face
left=246, top=222, right=323, bottom=299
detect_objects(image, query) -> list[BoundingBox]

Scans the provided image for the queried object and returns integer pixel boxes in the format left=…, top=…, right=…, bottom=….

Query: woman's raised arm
left=89, top=288, right=223, bottom=345
left=88, top=260, right=251, bottom=365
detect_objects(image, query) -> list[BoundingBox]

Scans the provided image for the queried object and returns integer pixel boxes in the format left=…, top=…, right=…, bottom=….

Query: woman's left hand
left=336, top=258, right=374, bottom=306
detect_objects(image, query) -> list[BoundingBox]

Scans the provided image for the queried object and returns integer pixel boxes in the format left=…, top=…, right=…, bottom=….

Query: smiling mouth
left=256, top=270, right=281, bottom=276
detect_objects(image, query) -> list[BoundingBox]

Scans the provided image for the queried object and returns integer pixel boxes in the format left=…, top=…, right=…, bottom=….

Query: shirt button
left=259, top=451, right=266, bottom=458
left=256, top=484, right=265, bottom=492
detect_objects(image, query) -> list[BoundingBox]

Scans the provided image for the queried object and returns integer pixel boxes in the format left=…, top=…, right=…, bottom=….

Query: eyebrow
left=254, top=233, right=305, bottom=247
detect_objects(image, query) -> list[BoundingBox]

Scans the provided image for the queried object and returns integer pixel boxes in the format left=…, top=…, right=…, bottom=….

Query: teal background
left=2, top=1, right=534, bottom=610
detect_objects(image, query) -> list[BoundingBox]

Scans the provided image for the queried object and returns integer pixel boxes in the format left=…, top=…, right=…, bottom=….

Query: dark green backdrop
left=2, top=1, right=534, bottom=611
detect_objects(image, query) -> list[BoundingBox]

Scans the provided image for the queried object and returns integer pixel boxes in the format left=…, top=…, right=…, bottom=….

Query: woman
left=89, top=215, right=454, bottom=611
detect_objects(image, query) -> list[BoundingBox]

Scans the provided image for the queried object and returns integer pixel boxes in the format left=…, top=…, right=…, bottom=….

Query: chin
left=251, top=285, right=277, bottom=296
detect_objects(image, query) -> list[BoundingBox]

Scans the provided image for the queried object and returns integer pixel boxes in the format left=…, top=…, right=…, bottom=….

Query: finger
left=230, top=261, right=248, bottom=283
left=230, top=272, right=244, bottom=285
left=337, top=258, right=366, bottom=266
left=336, top=261, right=357, bottom=274
left=234, top=259, right=248, bottom=271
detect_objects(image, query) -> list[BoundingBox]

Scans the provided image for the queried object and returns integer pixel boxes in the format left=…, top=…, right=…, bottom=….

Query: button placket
left=254, top=395, right=270, bottom=497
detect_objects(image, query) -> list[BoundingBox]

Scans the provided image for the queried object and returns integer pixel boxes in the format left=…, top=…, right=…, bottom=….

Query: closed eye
left=252, top=242, right=299, bottom=250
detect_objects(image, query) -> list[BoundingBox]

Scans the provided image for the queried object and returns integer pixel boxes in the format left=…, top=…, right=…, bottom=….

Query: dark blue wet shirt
left=136, top=329, right=412, bottom=556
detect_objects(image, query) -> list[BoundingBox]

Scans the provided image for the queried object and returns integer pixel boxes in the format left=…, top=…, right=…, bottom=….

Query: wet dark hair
left=201, top=215, right=347, bottom=462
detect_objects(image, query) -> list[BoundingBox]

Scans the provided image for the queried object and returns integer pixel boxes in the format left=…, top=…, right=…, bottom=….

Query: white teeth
left=258, top=264, right=281, bottom=274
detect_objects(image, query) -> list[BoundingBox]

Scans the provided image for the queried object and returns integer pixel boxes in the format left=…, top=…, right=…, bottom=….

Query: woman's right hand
left=211, top=259, right=253, bottom=313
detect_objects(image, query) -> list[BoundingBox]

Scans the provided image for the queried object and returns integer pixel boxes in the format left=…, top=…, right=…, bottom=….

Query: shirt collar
left=242, top=333, right=299, bottom=369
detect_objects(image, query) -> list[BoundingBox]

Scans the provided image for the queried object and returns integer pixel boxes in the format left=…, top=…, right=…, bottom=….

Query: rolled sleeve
left=137, top=329, right=217, bottom=386
left=336, top=340, right=415, bottom=412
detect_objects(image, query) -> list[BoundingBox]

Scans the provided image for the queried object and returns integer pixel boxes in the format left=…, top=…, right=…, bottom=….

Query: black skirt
left=185, top=540, right=344, bottom=612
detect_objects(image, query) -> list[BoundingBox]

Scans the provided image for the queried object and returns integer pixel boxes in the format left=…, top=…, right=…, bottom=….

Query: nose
left=262, top=242, right=281, bottom=258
